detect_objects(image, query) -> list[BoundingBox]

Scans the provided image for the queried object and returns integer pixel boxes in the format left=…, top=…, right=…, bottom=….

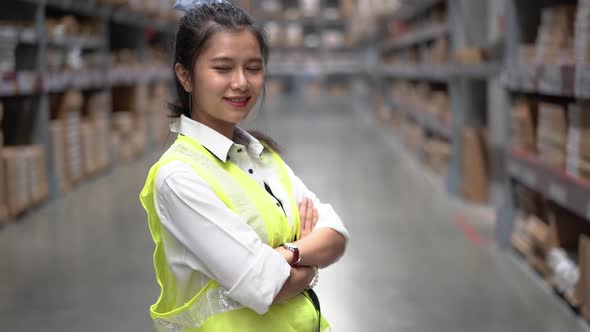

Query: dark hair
left=170, top=1, right=269, bottom=118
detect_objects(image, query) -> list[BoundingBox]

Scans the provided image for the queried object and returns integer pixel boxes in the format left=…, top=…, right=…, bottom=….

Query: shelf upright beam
left=445, top=0, right=463, bottom=195
left=496, top=0, right=521, bottom=249
left=32, top=0, right=57, bottom=200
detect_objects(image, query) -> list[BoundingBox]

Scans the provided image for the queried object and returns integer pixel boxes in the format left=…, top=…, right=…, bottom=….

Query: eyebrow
left=210, top=56, right=263, bottom=63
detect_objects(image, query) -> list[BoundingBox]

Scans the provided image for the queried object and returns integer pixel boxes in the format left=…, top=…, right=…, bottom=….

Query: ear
left=175, top=63, right=192, bottom=93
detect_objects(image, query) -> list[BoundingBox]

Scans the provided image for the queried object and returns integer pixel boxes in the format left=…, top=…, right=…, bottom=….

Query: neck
left=191, top=113, right=235, bottom=140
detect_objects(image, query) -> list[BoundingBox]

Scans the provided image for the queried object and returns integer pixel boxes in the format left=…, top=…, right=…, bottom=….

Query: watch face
left=284, top=243, right=296, bottom=250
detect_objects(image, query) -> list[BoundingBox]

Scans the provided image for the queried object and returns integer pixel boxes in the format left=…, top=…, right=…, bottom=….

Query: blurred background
left=2, top=0, right=590, bottom=331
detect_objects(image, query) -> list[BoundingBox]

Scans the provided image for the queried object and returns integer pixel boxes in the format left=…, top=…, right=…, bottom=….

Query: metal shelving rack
left=1, top=0, right=175, bottom=205
left=256, top=0, right=372, bottom=101
left=496, top=0, right=590, bottom=248
left=377, top=0, right=502, bottom=197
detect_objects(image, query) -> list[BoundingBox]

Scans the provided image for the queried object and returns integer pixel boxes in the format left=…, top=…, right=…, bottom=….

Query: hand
left=299, top=197, right=318, bottom=238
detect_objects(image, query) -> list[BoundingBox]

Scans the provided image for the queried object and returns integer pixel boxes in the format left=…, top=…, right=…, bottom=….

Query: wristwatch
left=282, top=242, right=300, bottom=266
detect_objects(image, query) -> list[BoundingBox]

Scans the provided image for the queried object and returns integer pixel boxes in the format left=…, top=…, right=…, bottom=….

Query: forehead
left=202, top=28, right=262, bottom=60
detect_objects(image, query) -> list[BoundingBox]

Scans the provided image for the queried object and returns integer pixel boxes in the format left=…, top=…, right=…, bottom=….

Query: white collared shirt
left=154, top=115, right=349, bottom=315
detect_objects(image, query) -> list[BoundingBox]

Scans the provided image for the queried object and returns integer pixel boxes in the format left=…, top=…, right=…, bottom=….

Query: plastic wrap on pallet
left=549, top=248, right=580, bottom=297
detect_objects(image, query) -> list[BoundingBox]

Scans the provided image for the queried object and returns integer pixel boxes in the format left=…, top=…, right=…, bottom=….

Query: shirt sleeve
left=154, top=161, right=291, bottom=315
left=283, top=163, right=350, bottom=242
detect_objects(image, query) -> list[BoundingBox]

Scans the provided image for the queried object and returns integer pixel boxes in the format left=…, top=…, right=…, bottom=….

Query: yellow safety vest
left=139, top=134, right=330, bottom=332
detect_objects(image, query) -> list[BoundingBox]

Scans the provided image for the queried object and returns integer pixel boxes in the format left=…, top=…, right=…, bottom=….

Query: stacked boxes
left=2, top=145, right=48, bottom=217
left=60, top=91, right=84, bottom=185
left=85, top=92, right=112, bottom=173
left=112, top=112, right=138, bottom=162
left=537, top=102, right=568, bottom=169
left=534, top=5, right=576, bottom=64
left=402, top=119, right=423, bottom=155
left=49, top=90, right=112, bottom=193
left=566, top=103, right=590, bottom=180
left=511, top=98, right=538, bottom=153
left=112, top=84, right=149, bottom=162
left=511, top=215, right=552, bottom=276
left=424, top=37, right=450, bottom=64
left=3, top=148, right=30, bottom=217
left=26, top=146, right=49, bottom=206
left=391, top=81, right=450, bottom=125
left=49, top=120, right=68, bottom=192
left=423, top=137, right=452, bottom=176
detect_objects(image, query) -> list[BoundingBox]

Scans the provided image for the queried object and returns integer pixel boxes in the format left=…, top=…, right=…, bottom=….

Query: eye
left=213, top=67, right=231, bottom=73
left=246, top=67, right=262, bottom=72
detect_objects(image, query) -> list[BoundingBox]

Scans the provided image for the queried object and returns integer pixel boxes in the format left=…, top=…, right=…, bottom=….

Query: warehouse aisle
left=0, top=98, right=585, bottom=331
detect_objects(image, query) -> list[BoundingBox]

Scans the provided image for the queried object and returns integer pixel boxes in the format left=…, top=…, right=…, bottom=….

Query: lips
left=224, top=96, right=251, bottom=108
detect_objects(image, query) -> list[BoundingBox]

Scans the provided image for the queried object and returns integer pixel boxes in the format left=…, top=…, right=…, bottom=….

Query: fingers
left=312, top=207, right=319, bottom=229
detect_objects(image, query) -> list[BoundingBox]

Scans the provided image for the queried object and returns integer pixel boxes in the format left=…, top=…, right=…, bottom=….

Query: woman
left=139, top=0, right=349, bottom=331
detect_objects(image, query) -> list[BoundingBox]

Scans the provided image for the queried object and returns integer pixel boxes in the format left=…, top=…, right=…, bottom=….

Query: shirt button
left=248, top=169, right=254, bottom=174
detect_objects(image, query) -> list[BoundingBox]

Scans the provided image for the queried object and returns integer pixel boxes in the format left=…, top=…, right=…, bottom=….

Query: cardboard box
left=112, top=84, right=148, bottom=113
left=3, top=147, right=30, bottom=217
left=81, top=121, right=97, bottom=176
left=461, top=127, right=489, bottom=203
left=455, top=48, right=486, bottom=64
left=26, top=145, right=48, bottom=206
left=49, top=120, right=69, bottom=193
left=511, top=98, right=538, bottom=153
left=423, top=138, right=452, bottom=176
left=94, top=118, right=111, bottom=171
left=56, top=91, right=83, bottom=118
left=63, top=111, right=83, bottom=184
left=402, top=121, right=423, bottom=155
left=112, top=112, right=134, bottom=134
left=84, top=92, right=110, bottom=120
left=515, top=184, right=545, bottom=218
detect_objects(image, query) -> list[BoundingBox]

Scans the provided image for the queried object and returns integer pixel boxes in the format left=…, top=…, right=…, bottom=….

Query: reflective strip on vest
left=153, top=288, right=243, bottom=332
left=165, top=141, right=268, bottom=244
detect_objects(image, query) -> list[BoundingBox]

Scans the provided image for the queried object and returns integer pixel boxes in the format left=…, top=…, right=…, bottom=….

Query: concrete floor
left=0, top=97, right=586, bottom=331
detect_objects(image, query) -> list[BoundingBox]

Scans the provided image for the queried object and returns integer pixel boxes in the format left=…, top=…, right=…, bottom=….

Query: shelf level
left=0, top=72, right=42, bottom=97
left=44, top=70, right=108, bottom=92
left=507, top=148, right=590, bottom=220
left=503, top=63, right=584, bottom=98
left=268, top=63, right=366, bottom=76
left=454, top=62, right=502, bottom=79
left=388, top=0, right=445, bottom=22
left=109, top=67, right=172, bottom=86
left=390, top=98, right=452, bottom=139
left=381, top=23, right=449, bottom=52
left=379, top=64, right=451, bottom=82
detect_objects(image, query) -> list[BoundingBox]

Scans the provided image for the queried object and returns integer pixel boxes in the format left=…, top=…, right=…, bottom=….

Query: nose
left=231, top=69, right=249, bottom=91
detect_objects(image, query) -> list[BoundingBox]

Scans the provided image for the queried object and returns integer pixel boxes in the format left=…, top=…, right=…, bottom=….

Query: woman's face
left=191, top=28, right=264, bottom=129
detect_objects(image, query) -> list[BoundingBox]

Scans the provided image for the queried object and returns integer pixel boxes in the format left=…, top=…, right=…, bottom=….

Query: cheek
left=250, top=76, right=265, bottom=94
left=196, top=72, right=227, bottom=97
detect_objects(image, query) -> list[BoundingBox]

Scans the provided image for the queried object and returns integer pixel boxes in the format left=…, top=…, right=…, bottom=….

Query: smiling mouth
left=223, top=96, right=251, bottom=108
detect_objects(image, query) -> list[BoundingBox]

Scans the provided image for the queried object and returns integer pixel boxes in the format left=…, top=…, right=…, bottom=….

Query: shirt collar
left=170, top=115, right=265, bottom=162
